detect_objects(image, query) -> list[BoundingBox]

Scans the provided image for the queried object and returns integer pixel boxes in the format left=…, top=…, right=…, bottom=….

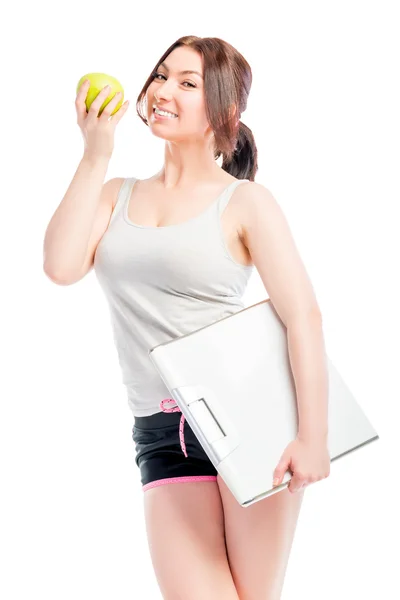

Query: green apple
left=76, top=73, right=124, bottom=116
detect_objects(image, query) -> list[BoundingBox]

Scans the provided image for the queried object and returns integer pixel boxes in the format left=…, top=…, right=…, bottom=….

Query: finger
left=288, top=475, right=303, bottom=493
left=99, top=91, right=124, bottom=121
left=87, top=85, right=113, bottom=118
left=110, top=100, right=130, bottom=125
left=296, top=482, right=307, bottom=493
left=297, top=480, right=308, bottom=492
left=273, top=457, right=289, bottom=486
left=75, top=79, right=90, bottom=121
left=289, top=483, right=302, bottom=493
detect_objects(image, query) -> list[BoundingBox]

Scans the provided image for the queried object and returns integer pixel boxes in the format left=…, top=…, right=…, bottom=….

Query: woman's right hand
left=75, top=80, right=129, bottom=161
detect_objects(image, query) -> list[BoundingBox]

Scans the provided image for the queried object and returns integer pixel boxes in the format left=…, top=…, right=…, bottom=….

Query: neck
left=155, top=139, right=221, bottom=189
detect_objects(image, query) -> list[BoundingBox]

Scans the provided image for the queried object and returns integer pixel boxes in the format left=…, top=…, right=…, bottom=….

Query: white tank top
left=94, top=177, right=254, bottom=416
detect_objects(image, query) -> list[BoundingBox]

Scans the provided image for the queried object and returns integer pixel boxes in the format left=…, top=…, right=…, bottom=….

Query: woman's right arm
left=43, top=79, right=129, bottom=285
left=43, top=154, right=121, bottom=285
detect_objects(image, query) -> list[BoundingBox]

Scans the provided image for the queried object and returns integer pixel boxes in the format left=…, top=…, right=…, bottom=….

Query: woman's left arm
left=286, top=312, right=329, bottom=441
left=239, top=182, right=330, bottom=491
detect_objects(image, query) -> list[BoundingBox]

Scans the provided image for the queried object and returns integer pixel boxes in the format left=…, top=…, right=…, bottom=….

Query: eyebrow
left=159, top=62, right=203, bottom=79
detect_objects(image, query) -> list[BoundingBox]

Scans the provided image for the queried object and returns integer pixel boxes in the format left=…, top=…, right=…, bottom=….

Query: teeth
left=154, top=107, right=178, bottom=118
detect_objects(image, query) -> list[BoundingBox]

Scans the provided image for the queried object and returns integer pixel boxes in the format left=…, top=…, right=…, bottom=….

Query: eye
left=152, top=72, right=196, bottom=88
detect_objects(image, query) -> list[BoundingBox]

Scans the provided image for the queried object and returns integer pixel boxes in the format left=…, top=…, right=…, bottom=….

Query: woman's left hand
left=272, top=434, right=331, bottom=494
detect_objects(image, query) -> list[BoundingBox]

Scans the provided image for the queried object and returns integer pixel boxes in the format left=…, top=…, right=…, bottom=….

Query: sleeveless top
left=93, top=176, right=254, bottom=417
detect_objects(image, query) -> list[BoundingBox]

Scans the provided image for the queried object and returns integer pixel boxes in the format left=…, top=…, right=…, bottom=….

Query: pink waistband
left=159, top=398, right=188, bottom=458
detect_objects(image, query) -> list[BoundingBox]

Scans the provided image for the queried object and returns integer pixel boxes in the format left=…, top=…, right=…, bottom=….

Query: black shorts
left=132, top=407, right=218, bottom=492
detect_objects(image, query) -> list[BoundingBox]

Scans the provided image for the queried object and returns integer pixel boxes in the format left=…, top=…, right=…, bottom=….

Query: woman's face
left=146, top=46, right=212, bottom=144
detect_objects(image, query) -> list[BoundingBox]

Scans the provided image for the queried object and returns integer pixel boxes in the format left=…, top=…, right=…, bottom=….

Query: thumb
left=273, top=453, right=290, bottom=487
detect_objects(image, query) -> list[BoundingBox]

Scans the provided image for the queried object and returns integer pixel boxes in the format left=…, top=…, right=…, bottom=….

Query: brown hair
left=135, top=35, right=258, bottom=181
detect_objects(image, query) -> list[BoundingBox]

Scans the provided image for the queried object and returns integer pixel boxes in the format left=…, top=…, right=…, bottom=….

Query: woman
left=44, top=35, right=330, bottom=600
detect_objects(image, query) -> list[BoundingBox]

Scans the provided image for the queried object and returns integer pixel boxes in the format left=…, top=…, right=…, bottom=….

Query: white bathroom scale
left=148, top=298, right=379, bottom=507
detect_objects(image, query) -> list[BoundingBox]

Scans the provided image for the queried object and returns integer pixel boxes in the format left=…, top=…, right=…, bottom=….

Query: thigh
left=143, top=480, right=240, bottom=600
left=217, top=474, right=305, bottom=600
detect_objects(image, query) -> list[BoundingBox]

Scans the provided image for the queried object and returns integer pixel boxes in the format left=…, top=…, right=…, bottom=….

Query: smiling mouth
left=153, top=107, right=178, bottom=118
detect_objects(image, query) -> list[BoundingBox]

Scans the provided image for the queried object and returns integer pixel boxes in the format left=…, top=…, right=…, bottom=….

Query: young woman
left=44, top=35, right=330, bottom=600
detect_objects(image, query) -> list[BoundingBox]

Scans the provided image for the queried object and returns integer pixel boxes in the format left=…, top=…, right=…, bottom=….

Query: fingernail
left=273, top=479, right=279, bottom=486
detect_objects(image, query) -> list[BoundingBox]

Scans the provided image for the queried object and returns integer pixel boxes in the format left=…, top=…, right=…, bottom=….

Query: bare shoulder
left=234, top=180, right=277, bottom=239
left=236, top=180, right=275, bottom=203
left=109, top=177, right=127, bottom=209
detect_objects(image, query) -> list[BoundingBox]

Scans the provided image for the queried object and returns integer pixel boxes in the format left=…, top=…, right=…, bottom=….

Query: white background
left=2, top=1, right=398, bottom=598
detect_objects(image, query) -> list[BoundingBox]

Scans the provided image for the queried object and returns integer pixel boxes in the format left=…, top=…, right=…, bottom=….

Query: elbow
left=43, top=265, right=76, bottom=286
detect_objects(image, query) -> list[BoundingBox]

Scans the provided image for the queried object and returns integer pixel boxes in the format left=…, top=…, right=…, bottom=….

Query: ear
left=228, top=103, right=240, bottom=127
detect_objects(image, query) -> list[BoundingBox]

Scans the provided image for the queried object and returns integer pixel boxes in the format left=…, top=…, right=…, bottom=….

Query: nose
left=154, top=80, right=175, bottom=102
